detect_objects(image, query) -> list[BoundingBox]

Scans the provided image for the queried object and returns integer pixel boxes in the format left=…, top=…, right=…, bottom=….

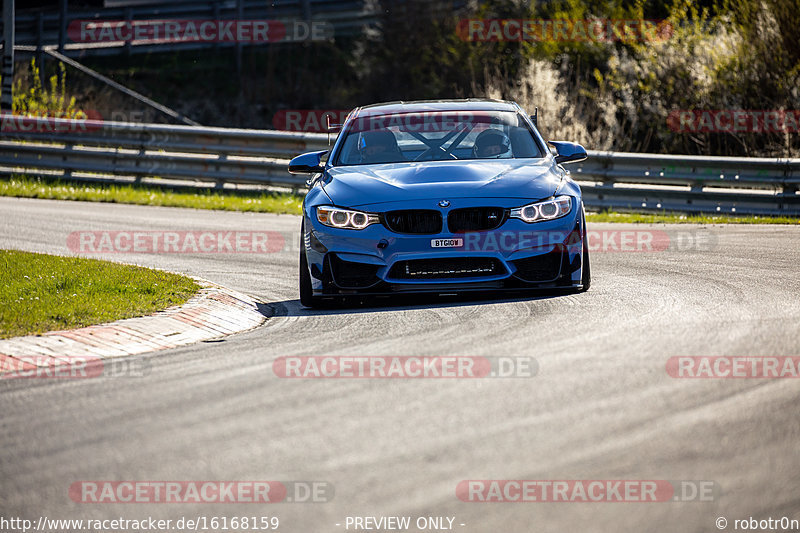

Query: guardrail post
left=687, top=164, right=703, bottom=203
left=215, top=151, right=228, bottom=189
left=134, top=145, right=145, bottom=184
left=213, top=2, right=221, bottom=53
left=36, top=12, right=45, bottom=86
left=58, top=0, right=67, bottom=53
left=124, top=7, right=132, bottom=56
left=1, top=0, right=14, bottom=111
left=63, top=140, right=73, bottom=181
left=599, top=152, right=614, bottom=189
left=235, top=0, right=243, bottom=77
left=301, top=0, right=312, bottom=20
left=781, top=159, right=797, bottom=195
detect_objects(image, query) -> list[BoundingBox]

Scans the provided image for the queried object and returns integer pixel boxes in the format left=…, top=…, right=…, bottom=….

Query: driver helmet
left=358, top=130, right=396, bottom=160
left=472, top=129, right=512, bottom=159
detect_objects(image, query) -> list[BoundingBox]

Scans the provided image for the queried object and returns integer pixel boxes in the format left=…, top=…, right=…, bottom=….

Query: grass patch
left=0, top=249, right=199, bottom=339
left=586, top=211, right=800, bottom=225
left=0, top=175, right=303, bottom=215
left=1, top=175, right=797, bottom=224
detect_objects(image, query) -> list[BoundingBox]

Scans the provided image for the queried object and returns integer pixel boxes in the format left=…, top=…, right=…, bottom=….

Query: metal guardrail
left=572, top=152, right=800, bottom=216
left=0, top=115, right=798, bottom=215
left=0, top=116, right=330, bottom=188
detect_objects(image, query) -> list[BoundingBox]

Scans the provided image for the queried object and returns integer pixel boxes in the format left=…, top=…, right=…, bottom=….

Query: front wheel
left=579, top=209, right=591, bottom=292
left=299, top=225, right=321, bottom=308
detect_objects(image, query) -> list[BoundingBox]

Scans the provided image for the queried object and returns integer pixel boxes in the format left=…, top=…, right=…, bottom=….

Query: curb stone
left=0, top=279, right=268, bottom=376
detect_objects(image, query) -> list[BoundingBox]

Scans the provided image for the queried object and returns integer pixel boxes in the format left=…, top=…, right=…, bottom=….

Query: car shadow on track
left=264, top=289, right=575, bottom=317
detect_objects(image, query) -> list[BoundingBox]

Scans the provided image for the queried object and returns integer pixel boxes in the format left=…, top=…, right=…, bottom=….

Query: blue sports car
left=289, top=99, right=590, bottom=307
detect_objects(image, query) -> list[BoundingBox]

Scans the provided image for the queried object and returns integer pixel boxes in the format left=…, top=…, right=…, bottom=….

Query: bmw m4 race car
left=289, top=99, right=590, bottom=307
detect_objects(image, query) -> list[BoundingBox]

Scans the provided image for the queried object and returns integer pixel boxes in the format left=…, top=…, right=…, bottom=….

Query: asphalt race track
left=1, top=196, right=799, bottom=533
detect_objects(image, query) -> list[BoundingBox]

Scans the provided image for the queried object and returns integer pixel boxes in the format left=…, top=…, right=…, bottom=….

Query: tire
left=579, top=209, right=591, bottom=292
left=299, top=223, right=321, bottom=308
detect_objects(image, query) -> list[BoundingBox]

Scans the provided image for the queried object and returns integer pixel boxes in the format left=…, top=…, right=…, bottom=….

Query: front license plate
left=431, top=238, right=463, bottom=248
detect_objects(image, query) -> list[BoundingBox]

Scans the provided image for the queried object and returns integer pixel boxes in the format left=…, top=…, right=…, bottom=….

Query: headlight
left=316, top=206, right=379, bottom=230
left=510, top=196, right=572, bottom=223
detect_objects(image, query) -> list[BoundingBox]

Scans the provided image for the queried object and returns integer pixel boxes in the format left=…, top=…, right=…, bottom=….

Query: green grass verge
left=0, top=175, right=303, bottom=215
left=0, top=249, right=199, bottom=339
left=1, top=175, right=797, bottom=224
left=586, top=211, right=799, bottom=225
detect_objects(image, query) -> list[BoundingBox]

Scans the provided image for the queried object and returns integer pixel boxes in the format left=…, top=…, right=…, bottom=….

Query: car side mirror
left=288, top=150, right=328, bottom=174
left=549, top=141, right=587, bottom=164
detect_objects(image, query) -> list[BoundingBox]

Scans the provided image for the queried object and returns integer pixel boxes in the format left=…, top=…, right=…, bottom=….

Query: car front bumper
left=302, top=198, right=586, bottom=296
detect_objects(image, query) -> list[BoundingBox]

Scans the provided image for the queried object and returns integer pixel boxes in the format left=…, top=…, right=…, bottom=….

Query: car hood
left=322, top=159, right=563, bottom=208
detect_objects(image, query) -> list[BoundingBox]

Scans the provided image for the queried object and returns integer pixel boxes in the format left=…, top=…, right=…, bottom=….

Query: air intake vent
left=388, top=257, right=504, bottom=280
left=327, top=254, right=381, bottom=288
left=511, top=249, right=563, bottom=282
left=447, top=207, right=506, bottom=232
left=383, top=210, right=442, bottom=234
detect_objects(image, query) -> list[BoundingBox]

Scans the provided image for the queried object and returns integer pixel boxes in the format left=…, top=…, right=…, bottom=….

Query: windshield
left=333, top=110, right=544, bottom=165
